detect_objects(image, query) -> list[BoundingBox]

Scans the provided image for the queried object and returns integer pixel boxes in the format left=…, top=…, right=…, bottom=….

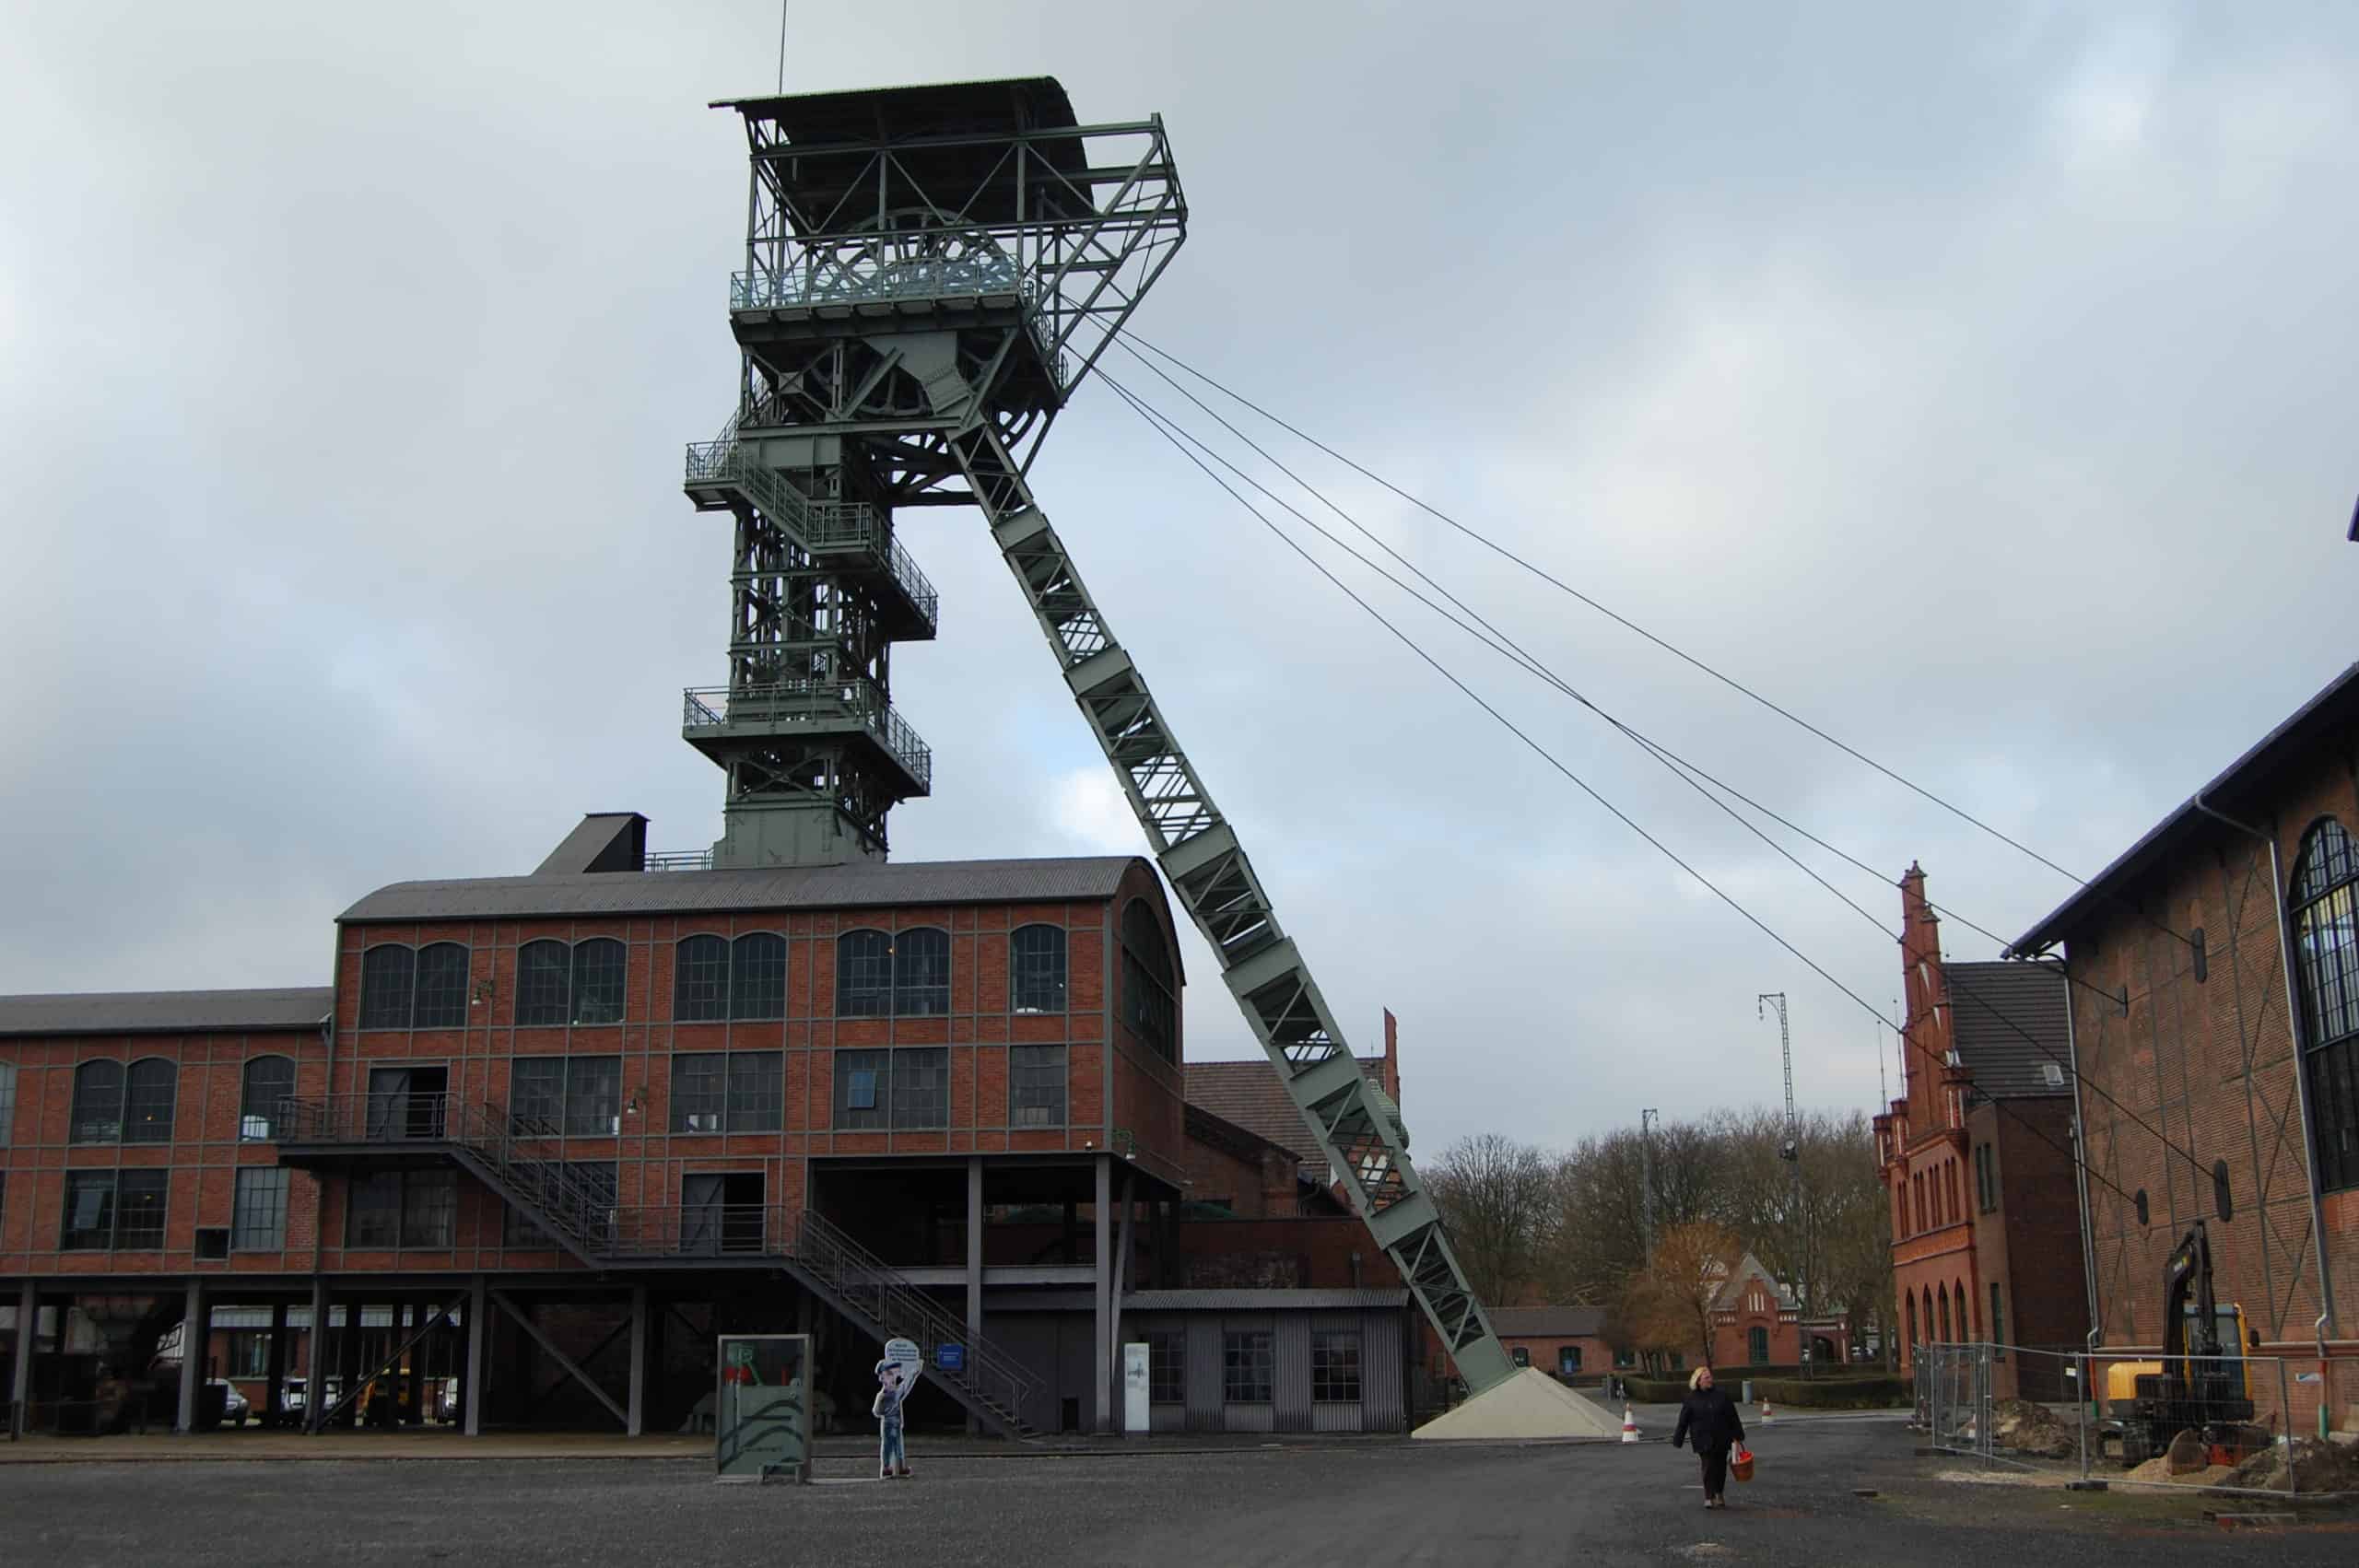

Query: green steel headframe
left=694, top=77, right=1511, bottom=1394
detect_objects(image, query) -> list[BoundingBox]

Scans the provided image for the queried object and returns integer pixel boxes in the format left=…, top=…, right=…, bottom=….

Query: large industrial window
left=1010, top=924, right=1067, bottom=1013
left=894, top=930, right=951, bottom=1016
left=828, top=1048, right=946, bottom=1130
left=891, top=1047, right=948, bottom=1129
left=1223, top=1330, right=1273, bottom=1404
left=358, top=942, right=470, bottom=1030
left=836, top=930, right=894, bottom=1016
left=1747, top=1326, right=1769, bottom=1363
left=1148, top=1330, right=1184, bottom=1403
left=61, top=1169, right=169, bottom=1251
left=674, top=935, right=730, bottom=1022
left=348, top=1169, right=456, bottom=1249
left=1008, top=1045, right=1066, bottom=1128
left=670, top=1051, right=782, bottom=1133
left=520, top=939, right=628, bottom=1026
left=1558, top=1345, right=1582, bottom=1375
left=1311, top=1330, right=1362, bottom=1402
left=70, top=1059, right=177, bottom=1145
left=228, top=1332, right=271, bottom=1378
left=730, top=933, right=788, bottom=1021
left=1121, top=900, right=1177, bottom=1061
left=2291, top=818, right=2359, bottom=1191
left=0, top=1060, right=15, bottom=1145
left=834, top=1048, right=889, bottom=1129
left=232, top=1167, right=290, bottom=1251
left=241, top=1055, right=297, bottom=1141
left=508, top=1055, right=621, bottom=1136
left=70, top=1059, right=126, bottom=1143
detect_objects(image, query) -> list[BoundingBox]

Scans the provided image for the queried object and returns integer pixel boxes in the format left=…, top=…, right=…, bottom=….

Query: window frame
left=1147, top=1329, right=1185, bottom=1404
left=729, top=932, right=787, bottom=1022
left=674, top=934, right=731, bottom=1023
left=231, top=1166, right=291, bottom=1252
left=0, top=1059, right=16, bottom=1146
left=348, top=1168, right=457, bottom=1249
left=1311, top=1329, right=1362, bottom=1402
left=1008, top=1043, right=1067, bottom=1129
left=2291, top=818, right=2359, bottom=1192
left=833, top=1048, right=889, bottom=1130
left=1010, top=923, right=1068, bottom=1014
left=1221, top=1329, right=1273, bottom=1405
left=892, top=928, right=951, bottom=1017
left=241, top=1054, right=297, bottom=1142
left=61, top=1169, right=170, bottom=1252
left=1120, top=899, right=1178, bottom=1061
left=670, top=1050, right=783, bottom=1134
left=357, top=942, right=471, bottom=1031
left=835, top=930, right=894, bottom=1018
left=70, top=1059, right=127, bottom=1144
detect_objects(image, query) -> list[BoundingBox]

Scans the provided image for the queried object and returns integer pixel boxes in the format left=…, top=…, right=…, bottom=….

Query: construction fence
left=1911, top=1342, right=2359, bottom=1499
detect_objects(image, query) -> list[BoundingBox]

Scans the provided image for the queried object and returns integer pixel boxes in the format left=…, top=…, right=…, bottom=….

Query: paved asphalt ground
left=6, top=1415, right=2353, bottom=1566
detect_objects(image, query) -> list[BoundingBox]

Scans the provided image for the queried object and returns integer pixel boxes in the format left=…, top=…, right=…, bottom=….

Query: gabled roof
left=1183, top=1056, right=1385, bottom=1166
left=1710, top=1252, right=1795, bottom=1313
left=2013, top=660, right=2359, bottom=954
left=1490, top=1305, right=1608, bottom=1339
left=0, top=988, right=333, bottom=1038
left=1948, top=960, right=2071, bottom=1099
left=342, top=856, right=1145, bottom=923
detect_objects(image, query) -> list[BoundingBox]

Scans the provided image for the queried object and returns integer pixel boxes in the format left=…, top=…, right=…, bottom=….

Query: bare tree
left=1425, top=1132, right=1556, bottom=1307
left=1625, top=1219, right=1743, bottom=1367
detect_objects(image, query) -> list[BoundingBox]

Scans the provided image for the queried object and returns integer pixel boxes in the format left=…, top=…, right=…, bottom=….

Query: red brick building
left=1705, top=1251, right=1852, bottom=1371
left=1489, top=1305, right=1611, bottom=1380
left=1877, top=865, right=2085, bottom=1397
left=2011, top=661, right=2359, bottom=1433
left=0, top=819, right=1416, bottom=1439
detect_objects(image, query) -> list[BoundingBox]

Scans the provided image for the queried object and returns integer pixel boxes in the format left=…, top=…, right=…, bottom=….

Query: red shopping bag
left=1731, top=1446, right=1755, bottom=1482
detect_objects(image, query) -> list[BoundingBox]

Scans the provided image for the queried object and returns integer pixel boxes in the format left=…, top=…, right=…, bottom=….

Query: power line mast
left=1759, top=990, right=1810, bottom=1376
left=1639, top=1107, right=1659, bottom=1261
left=697, top=77, right=1512, bottom=1398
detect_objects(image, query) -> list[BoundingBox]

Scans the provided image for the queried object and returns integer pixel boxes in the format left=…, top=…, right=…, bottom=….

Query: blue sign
left=935, top=1343, right=965, bottom=1372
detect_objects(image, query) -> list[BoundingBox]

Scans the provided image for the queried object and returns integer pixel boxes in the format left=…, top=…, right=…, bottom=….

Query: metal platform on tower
left=680, top=74, right=1539, bottom=1423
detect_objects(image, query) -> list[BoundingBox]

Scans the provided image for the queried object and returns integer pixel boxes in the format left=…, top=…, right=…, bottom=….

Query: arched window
left=358, top=944, right=417, bottom=1031
left=241, top=1054, right=297, bottom=1141
left=517, top=941, right=572, bottom=1026
left=675, top=935, right=730, bottom=1022
left=836, top=930, right=893, bottom=1017
left=571, top=938, right=627, bottom=1024
left=358, top=942, right=470, bottom=1030
left=730, top=933, right=788, bottom=1021
left=2291, top=819, right=2359, bottom=1192
left=1895, top=1177, right=1908, bottom=1238
left=1121, top=899, right=1177, bottom=1061
left=0, top=1059, right=16, bottom=1146
left=893, top=929, right=950, bottom=1017
left=1011, top=924, right=1067, bottom=1013
left=1965, top=1280, right=1978, bottom=1338
left=414, top=942, right=469, bottom=1027
left=123, top=1059, right=177, bottom=1143
left=71, top=1059, right=125, bottom=1143
left=1937, top=1288, right=1951, bottom=1342
left=1906, top=1292, right=1919, bottom=1352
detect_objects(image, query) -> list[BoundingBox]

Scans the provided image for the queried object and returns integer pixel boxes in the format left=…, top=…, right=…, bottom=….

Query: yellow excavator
left=2101, top=1221, right=2265, bottom=1466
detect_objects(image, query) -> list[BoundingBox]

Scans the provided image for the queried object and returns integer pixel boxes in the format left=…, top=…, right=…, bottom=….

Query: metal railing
left=278, top=1094, right=617, bottom=1258
left=681, top=440, right=939, bottom=630
left=731, top=256, right=1027, bottom=312
left=644, top=849, right=715, bottom=872
left=605, top=1204, right=793, bottom=1258
left=790, top=1209, right=1040, bottom=1429
left=682, top=681, right=933, bottom=791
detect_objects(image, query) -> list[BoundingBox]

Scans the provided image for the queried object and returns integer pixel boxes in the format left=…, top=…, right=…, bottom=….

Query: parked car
left=211, top=1381, right=252, bottom=1427
left=276, top=1376, right=344, bottom=1428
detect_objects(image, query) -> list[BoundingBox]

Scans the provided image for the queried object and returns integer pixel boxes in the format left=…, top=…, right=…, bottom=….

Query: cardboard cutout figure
left=873, top=1359, right=912, bottom=1479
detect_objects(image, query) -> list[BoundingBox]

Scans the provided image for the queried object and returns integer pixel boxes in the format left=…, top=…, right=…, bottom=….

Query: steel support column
left=10, top=1281, right=34, bottom=1437
left=264, top=1301, right=289, bottom=1426
left=175, top=1278, right=206, bottom=1434
left=1109, top=1168, right=1134, bottom=1430
left=303, top=1278, right=328, bottom=1434
left=627, top=1287, right=649, bottom=1438
left=463, top=1275, right=487, bottom=1437
left=1093, top=1154, right=1112, bottom=1433
left=966, top=1156, right=984, bottom=1437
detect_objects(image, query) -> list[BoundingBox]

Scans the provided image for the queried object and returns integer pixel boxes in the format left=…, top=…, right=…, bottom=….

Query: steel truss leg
left=948, top=417, right=1513, bottom=1395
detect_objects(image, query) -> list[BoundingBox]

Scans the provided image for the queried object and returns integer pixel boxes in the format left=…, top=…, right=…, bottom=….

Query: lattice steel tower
left=683, top=78, right=1513, bottom=1394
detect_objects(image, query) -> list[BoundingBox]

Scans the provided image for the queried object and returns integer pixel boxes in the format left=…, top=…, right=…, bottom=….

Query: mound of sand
left=1412, top=1368, right=1625, bottom=1441
left=2224, top=1437, right=2359, bottom=1494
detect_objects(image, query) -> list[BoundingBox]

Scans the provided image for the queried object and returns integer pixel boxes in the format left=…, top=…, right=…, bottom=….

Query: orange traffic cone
left=1621, top=1403, right=1640, bottom=1444
left=1761, top=1398, right=1775, bottom=1424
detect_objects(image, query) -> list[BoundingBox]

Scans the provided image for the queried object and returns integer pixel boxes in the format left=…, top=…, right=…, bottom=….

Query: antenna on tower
left=777, top=1, right=790, bottom=94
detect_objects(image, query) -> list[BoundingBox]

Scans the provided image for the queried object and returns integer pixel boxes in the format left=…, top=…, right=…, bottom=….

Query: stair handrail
left=791, top=1209, right=1041, bottom=1420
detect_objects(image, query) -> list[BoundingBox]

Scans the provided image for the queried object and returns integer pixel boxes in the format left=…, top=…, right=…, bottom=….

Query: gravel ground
left=5, top=1418, right=2353, bottom=1566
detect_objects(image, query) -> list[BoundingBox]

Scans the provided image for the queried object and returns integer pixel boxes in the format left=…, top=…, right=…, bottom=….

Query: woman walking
left=1672, top=1365, right=1746, bottom=1509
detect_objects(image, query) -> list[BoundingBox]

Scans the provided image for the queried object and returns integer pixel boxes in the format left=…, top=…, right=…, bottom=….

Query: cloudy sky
left=4, top=1, right=2354, bottom=1154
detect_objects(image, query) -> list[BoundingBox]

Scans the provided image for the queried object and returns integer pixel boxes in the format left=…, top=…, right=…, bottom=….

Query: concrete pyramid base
left=1411, top=1367, right=1628, bottom=1441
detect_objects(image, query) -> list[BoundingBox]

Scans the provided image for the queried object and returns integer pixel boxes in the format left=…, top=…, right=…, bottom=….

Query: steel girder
left=946, top=415, right=1513, bottom=1395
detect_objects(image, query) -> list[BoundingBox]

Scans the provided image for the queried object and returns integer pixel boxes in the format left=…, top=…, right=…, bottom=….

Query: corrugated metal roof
left=1183, top=1057, right=1385, bottom=1166
left=1121, top=1289, right=1408, bottom=1312
left=1490, top=1305, right=1608, bottom=1338
left=1949, top=960, right=2072, bottom=1099
left=2013, top=660, right=2359, bottom=954
left=341, top=856, right=1145, bottom=923
left=0, top=988, right=333, bottom=1038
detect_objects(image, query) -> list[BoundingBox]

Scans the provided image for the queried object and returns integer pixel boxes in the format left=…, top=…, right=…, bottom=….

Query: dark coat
left=1673, top=1386, right=1746, bottom=1456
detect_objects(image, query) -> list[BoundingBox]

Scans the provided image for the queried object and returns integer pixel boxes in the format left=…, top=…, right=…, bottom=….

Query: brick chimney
left=1896, top=863, right=1959, bottom=1131
left=1380, top=1008, right=1402, bottom=1104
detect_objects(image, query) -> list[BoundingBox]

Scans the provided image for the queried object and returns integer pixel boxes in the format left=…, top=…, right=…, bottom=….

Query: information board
left=714, top=1334, right=811, bottom=1484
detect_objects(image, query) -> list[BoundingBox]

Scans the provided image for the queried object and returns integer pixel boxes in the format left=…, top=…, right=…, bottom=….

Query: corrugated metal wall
left=1273, top=1314, right=1311, bottom=1432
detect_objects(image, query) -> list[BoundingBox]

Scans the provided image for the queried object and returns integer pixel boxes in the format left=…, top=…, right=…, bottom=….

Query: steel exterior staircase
left=277, top=1095, right=1042, bottom=1439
